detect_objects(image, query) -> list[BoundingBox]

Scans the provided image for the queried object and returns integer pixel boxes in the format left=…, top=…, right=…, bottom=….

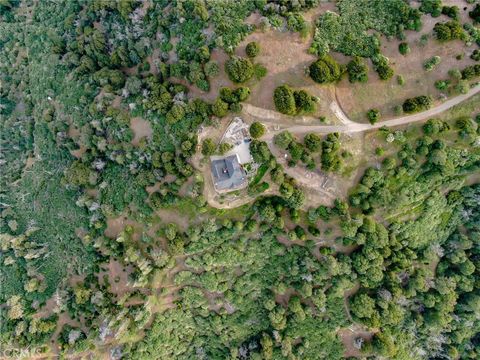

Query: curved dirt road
left=242, top=84, right=480, bottom=138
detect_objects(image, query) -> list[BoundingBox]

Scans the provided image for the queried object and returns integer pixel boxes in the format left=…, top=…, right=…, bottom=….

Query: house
left=211, top=154, right=247, bottom=192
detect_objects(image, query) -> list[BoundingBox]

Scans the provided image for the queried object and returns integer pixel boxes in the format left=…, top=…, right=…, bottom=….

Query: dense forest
left=1, top=0, right=479, bottom=359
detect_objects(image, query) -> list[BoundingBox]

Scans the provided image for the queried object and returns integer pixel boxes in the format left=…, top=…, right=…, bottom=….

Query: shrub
left=402, top=95, right=432, bottom=113
left=273, top=85, right=316, bottom=115
left=233, top=87, right=250, bottom=102
left=433, top=21, right=465, bottom=42
left=204, top=60, right=220, bottom=77
left=219, top=87, right=237, bottom=103
left=372, top=54, right=394, bottom=80
left=419, top=0, right=442, bottom=17
left=274, top=131, right=294, bottom=150
left=304, top=133, right=322, bottom=152
left=471, top=50, right=480, bottom=62
left=367, top=109, right=380, bottom=124
left=249, top=122, right=266, bottom=139
left=219, top=142, right=233, bottom=155
left=398, top=42, right=410, bottom=55
left=254, top=63, right=267, bottom=79
left=397, top=75, right=405, bottom=86
left=309, top=55, right=343, bottom=84
left=347, top=56, right=368, bottom=83
left=423, top=56, right=441, bottom=71
left=225, top=56, right=254, bottom=83
left=469, top=4, right=480, bottom=23
left=434, top=79, right=450, bottom=91
left=273, top=85, right=296, bottom=115
left=448, top=68, right=462, bottom=80
left=441, top=6, right=459, bottom=20
left=211, top=98, right=229, bottom=117
left=245, top=42, right=260, bottom=58
left=461, top=64, right=480, bottom=80
left=293, top=90, right=316, bottom=114
left=201, top=138, right=216, bottom=156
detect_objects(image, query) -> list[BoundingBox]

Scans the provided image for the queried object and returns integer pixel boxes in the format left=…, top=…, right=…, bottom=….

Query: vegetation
left=225, top=56, right=254, bottom=83
left=273, top=85, right=317, bottom=115
left=367, top=109, right=381, bottom=124
left=402, top=95, right=433, bottom=113
left=433, top=21, right=465, bottom=42
left=249, top=121, right=266, bottom=139
left=1, top=1, right=479, bottom=359
left=309, top=55, right=343, bottom=84
left=347, top=56, right=369, bottom=83
left=245, top=41, right=260, bottom=58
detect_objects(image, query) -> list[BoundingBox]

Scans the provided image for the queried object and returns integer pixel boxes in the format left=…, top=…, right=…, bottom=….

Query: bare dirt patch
left=130, top=117, right=153, bottom=146
left=338, top=325, right=375, bottom=358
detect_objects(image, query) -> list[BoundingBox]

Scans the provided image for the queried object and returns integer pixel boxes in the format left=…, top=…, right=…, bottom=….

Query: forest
left=0, top=0, right=479, bottom=359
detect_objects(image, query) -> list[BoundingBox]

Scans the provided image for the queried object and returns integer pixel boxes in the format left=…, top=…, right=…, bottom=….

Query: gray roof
left=211, top=155, right=246, bottom=191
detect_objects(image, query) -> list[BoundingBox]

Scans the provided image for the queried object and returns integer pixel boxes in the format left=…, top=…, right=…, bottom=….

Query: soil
left=130, top=117, right=153, bottom=146
left=338, top=325, right=375, bottom=358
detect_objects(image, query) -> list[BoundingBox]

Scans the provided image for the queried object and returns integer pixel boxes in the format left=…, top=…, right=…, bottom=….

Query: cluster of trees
left=273, top=85, right=317, bottom=115
left=371, top=54, right=394, bottom=80
left=433, top=21, right=465, bottom=42
left=402, top=95, right=433, bottom=113
left=346, top=56, right=369, bottom=83
left=309, top=55, right=343, bottom=84
left=273, top=130, right=343, bottom=172
left=309, top=0, right=421, bottom=58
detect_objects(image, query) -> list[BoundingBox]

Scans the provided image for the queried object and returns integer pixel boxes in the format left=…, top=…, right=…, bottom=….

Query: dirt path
left=243, top=84, right=480, bottom=138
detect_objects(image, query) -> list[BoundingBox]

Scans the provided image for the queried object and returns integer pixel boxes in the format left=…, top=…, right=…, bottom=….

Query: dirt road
left=242, top=84, right=480, bottom=138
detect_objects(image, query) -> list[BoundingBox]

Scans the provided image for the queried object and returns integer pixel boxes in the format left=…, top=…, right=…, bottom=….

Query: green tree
left=273, top=85, right=296, bottom=115
left=202, top=138, right=216, bottom=156
left=309, top=55, right=343, bottom=84
left=245, top=41, right=260, bottom=58
left=225, top=56, right=254, bottom=83
left=249, top=122, right=266, bottom=139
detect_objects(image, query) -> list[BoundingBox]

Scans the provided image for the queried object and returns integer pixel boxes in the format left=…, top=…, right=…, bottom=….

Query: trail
left=242, top=85, right=480, bottom=138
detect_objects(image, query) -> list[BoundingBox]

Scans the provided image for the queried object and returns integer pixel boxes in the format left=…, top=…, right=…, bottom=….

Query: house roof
left=211, top=154, right=246, bottom=191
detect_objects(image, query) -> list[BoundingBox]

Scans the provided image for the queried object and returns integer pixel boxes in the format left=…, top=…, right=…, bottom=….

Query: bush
left=309, top=55, right=343, bottom=84
left=347, top=56, right=368, bottom=83
left=245, top=41, right=260, bottom=58
left=469, top=4, right=480, bottom=23
left=402, top=95, right=432, bottom=113
left=304, top=133, right=322, bottom=152
left=419, top=0, right=442, bottom=17
left=441, top=6, right=459, bottom=20
left=372, top=54, right=394, bottom=80
left=211, top=98, right=229, bottom=117
left=367, top=109, right=380, bottom=124
left=273, top=85, right=296, bottom=115
left=433, top=21, right=465, bottom=42
left=204, top=61, right=220, bottom=77
left=434, top=79, right=450, bottom=91
left=202, top=138, right=216, bottom=156
left=254, top=63, right=267, bottom=79
left=225, top=56, right=254, bottom=83
left=471, top=50, right=480, bottom=62
left=398, top=42, right=410, bottom=55
left=274, top=131, right=294, bottom=150
left=461, top=64, right=480, bottom=80
left=293, top=90, right=316, bottom=114
left=423, top=56, right=441, bottom=72
left=249, top=122, right=266, bottom=139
